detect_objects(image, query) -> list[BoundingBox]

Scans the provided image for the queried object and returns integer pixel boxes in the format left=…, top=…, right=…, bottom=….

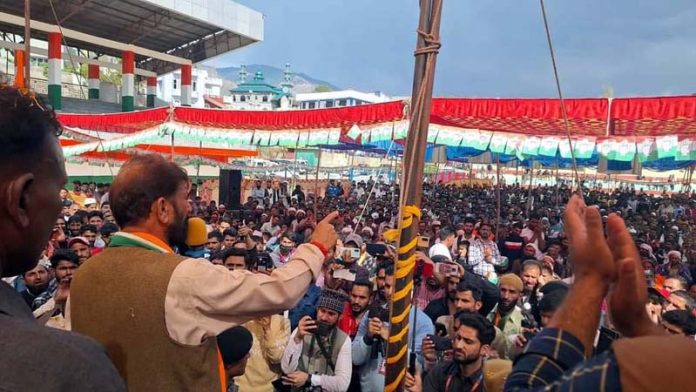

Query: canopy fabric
left=430, top=98, right=609, bottom=136
left=55, top=96, right=696, bottom=171
left=611, top=96, right=696, bottom=136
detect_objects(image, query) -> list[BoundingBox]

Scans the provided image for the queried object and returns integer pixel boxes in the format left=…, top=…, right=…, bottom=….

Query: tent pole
left=555, top=161, right=560, bottom=209
left=495, top=154, right=501, bottom=237
left=526, top=160, right=534, bottom=217
left=313, top=148, right=322, bottom=217
left=385, top=0, right=443, bottom=390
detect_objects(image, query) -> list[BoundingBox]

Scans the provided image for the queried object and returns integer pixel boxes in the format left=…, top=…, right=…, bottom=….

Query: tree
left=314, top=85, right=332, bottom=93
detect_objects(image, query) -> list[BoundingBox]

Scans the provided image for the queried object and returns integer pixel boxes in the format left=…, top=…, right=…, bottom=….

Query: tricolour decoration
left=676, top=137, right=696, bottom=161
left=489, top=133, right=508, bottom=154
left=636, top=137, right=657, bottom=162
left=656, top=135, right=679, bottom=158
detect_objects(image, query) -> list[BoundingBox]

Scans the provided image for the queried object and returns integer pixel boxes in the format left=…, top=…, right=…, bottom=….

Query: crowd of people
left=1, top=85, right=696, bottom=391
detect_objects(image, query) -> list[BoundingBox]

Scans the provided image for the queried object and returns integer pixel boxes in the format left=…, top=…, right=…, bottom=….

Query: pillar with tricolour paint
left=14, top=49, right=25, bottom=88
left=122, top=50, right=135, bottom=112
left=147, top=76, right=156, bottom=108
left=181, top=64, right=192, bottom=106
left=47, top=32, right=62, bottom=110
left=88, top=63, right=100, bottom=99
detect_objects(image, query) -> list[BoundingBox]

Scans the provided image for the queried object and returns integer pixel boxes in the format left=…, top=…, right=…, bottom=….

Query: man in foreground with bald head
left=68, top=154, right=338, bottom=392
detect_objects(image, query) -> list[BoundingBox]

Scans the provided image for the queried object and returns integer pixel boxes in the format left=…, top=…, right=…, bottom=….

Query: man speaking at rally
left=68, top=154, right=338, bottom=392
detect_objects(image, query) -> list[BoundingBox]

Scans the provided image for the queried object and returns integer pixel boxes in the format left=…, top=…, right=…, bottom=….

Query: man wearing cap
left=487, top=274, right=524, bottom=359
left=337, top=234, right=370, bottom=286
left=217, top=326, right=254, bottom=392
left=83, top=197, right=98, bottom=212
left=281, top=289, right=352, bottom=392
left=69, top=154, right=339, bottom=392
left=20, top=261, right=52, bottom=309
left=656, top=250, right=693, bottom=287
left=68, top=237, right=92, bottom=264
left=251, top=180, right=266, bottom=205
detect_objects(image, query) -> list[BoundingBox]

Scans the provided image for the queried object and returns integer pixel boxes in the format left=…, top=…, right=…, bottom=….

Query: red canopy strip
left=430, top=98, right=609, bottom=136
left=173, top=101, right=405, bottom=129
left=611, top=96, right=696, bottom=136
left=57, top=107, right=170, bottom=134
left=60, top=139, right=82, bottom=146
left=134, top=144, right=258, bottom=158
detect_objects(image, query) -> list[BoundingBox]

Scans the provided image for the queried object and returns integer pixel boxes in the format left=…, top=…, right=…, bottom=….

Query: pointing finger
left=319, top=211, right=340, bottom=225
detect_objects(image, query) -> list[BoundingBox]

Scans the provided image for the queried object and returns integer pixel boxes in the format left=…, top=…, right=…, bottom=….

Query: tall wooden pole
left=385, top=0, right=443, bottom=390
left=526, top=161, right=534, bottom=216
left=495, top=154, right=501, bottom=237
left=24, top=0, right=31, bottom=88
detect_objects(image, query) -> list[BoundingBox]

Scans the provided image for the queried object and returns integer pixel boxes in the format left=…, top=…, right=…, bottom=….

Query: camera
left=368, top=305, right=390, bottom=323
left=254, top=252, right=274, bottom=272
left=427, top=334, right=452, bottom=351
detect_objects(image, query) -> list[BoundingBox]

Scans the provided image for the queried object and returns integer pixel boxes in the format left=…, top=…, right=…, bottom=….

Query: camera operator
left=281, top=289, right=352, bottom=392
left=422, top=313, right=500, bottom=392
left=352, top=263, right=434, bottom=392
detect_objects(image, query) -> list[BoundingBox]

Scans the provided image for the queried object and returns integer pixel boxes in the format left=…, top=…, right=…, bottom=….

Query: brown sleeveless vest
left=70, top=246, right=221, bottom=392
left=613, top=335, right=696, bottom=392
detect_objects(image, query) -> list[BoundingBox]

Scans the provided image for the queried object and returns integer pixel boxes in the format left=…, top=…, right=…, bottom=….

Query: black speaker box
left=219, top=169, right=242, bottom=208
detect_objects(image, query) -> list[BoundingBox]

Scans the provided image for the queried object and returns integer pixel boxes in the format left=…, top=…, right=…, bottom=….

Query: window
left=325, top=100, right=334, bottom=108
left=308, top=102, right=316, bottom=109
left=262, top=95, right=269, bottom=102
left=240, top=95, right=246, bottom=102
left=173, top=79, right=178, bottom=89
left=193, top=81, right=197, bottom=91
left=338, top=99, right=347, bottom=106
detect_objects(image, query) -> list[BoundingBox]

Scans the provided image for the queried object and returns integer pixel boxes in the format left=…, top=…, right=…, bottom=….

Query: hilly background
left=208, top=64, right=341, bottom=94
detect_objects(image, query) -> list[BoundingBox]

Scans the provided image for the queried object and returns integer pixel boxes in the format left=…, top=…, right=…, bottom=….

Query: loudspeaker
left=219, top=169, right=242, bottom=209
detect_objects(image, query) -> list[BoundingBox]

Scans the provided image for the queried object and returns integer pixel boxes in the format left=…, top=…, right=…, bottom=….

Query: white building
left=157, top=68, right=223, bottom=108
left=295, top=89, right=393, bottom=110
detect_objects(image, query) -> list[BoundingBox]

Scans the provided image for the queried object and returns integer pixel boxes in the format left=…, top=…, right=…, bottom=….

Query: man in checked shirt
left=506, top=195, right=696, bottom=391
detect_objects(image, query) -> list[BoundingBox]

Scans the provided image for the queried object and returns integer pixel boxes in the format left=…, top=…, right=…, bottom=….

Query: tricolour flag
left=538, top=136, right=560, bottom=157
left=489, top=133, right=507, bottom=154
left=676, top=138, right=696, bottom=161
left=635, top=137, right=657, bottom=162
left=656, top=135, right=678, bottom=158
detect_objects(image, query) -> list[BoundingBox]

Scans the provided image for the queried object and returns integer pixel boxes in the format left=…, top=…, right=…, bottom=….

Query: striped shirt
left=505, top=328, right=621, bottom=391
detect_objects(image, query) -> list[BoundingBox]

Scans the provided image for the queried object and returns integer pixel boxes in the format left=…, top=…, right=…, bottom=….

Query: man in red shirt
left=339, top=280, right=372, bottom=339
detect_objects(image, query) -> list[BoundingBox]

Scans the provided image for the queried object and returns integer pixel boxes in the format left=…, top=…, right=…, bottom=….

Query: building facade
left=225, top=64, right=293, bottom=110
left=295, top=90, right=392, bottom=110
left=157, top=67, right=223, bottom=108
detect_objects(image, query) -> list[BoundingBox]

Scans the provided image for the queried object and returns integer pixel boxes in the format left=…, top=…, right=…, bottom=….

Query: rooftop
left=0, top=0, right=263, bottom=74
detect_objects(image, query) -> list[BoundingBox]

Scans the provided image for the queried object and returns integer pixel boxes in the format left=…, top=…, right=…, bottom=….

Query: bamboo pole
left=24, top=0, right=31, bottom=88
left=385, top=0, right=443, bottom=390
left=526, top=161, right=534, bottom=216
left=495, top=154, right=501, bottom=237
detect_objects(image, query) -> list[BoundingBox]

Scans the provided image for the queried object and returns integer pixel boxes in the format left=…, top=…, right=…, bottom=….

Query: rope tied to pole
left=414, top=30, right=441, bottom=55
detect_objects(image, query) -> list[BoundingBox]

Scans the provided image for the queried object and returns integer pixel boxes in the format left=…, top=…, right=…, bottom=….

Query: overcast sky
left=205, top=0, right=696, bottom=98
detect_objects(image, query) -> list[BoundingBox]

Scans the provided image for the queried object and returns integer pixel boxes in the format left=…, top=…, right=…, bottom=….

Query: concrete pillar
left=181, top=64, right=191, bottom=106
left=14, top=49, right=25, bottom=88
left=88, top=63, right=100, bottom=99
left=47, top=32, right=62, bottom=110
left=147, top=76, right=156, bottom=108
left=122, top=50, right=134, bottom=112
